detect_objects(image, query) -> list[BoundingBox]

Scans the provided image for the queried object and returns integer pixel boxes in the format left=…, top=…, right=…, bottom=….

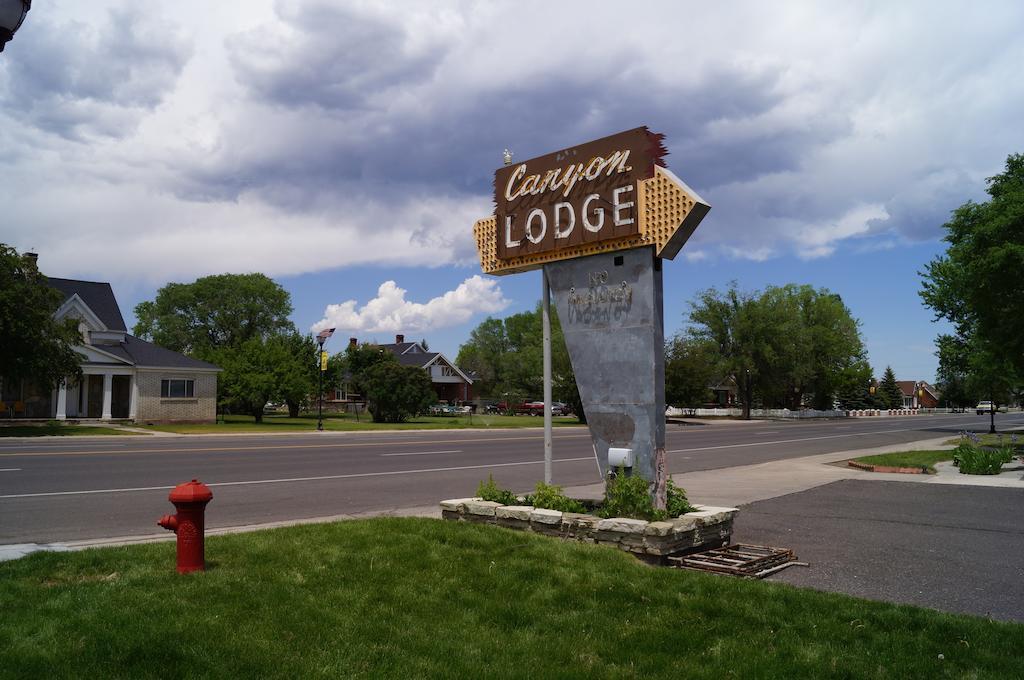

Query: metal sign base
left=544, top=246, right=666, bottom=488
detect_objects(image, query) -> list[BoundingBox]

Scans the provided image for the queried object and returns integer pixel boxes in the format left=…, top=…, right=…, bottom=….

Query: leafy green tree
left=360, top=360, right=435, bottom=423
left=0, top=245, right=82, bottom=391
left=278, top=331, right=318, bottom=418
left=877, top=366, right=903, bottom=409
left=832, top=360, right=876, bottom=410
left=934, top=334, right=977, bottom=408
left=664, top=336, right=716, bottom=407
left=457, top=303, right=583, bottom=421
left=214, top=335, right=294, bottom=422
left=344, top=341, right=393, bottom=399
left=920, top=153, right=1024, bottom=377
left=687, top=282, right=868, bottom=417
left=133, top=273, right=293, bottom=359
left=133, top=273, right=325, bottom=419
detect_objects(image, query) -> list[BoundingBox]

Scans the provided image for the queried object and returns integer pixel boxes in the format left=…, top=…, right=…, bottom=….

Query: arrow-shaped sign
left=473, top=128, right=709, bottom=276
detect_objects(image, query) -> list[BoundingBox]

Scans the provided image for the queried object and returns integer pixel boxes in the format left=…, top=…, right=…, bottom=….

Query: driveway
left=733, top=479, right=1024, bottom=622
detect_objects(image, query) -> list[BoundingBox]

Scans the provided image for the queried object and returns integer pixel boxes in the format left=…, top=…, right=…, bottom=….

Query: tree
left=133, top=273, right=322, bottom=420
left=278, top=331, right=317, bottom=418
left=687, top=283, right=869, bottom=417
left=214, top=336, right=293, bottom=422
left=920, top=153, right=1024, bottom=378
left=133, top=273, right=293, bottom=359
left=877, top=366, right=903, bottom=409
left=934, top=334, right=976, bottom=408
left=664, top=336, right=716, bottom=407
left=0, top=245, right=82, bottom=391
left=456, top=303, right=584, bottom=421
left=359, top=359, right=435, bottom=423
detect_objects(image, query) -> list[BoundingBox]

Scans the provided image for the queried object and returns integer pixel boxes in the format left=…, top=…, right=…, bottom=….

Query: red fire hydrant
left=157, top=479, right=213, bottom=574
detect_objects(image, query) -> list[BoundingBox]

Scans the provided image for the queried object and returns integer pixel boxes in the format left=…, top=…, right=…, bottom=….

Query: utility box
left=608, top=447, right=634, bottom=469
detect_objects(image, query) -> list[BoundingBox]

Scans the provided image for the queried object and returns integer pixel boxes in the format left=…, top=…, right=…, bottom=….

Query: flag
left=316, top=327, right=336, bottom=342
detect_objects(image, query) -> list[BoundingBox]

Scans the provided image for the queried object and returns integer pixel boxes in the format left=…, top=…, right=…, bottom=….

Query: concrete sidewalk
left=563, top=435, right=1021, bottom=508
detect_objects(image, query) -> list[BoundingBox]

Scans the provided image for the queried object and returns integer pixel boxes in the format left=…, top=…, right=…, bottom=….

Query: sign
left=475, top=126, right=710, bottom=275
left=320, top=351, right=328, bottom=372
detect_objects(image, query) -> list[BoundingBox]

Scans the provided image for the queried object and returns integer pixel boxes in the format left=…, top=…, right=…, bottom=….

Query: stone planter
left=439, top=498, right=738, bottom=563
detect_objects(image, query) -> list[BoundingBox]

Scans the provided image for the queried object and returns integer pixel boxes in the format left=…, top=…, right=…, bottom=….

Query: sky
left=2, top=1, right=1023, bottom=382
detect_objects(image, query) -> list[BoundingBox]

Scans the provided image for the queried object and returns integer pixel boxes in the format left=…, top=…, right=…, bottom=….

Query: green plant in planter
left=475, top=474, right=518, bottom=506
left=598, top=469, right=696, bottom=521
left=665, top=478, right=696, bottom=517
left=524, top=481, right=587, bottom=513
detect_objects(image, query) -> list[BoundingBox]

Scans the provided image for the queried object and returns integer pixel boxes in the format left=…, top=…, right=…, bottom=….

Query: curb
left=846, top=460, right=930, bottom=475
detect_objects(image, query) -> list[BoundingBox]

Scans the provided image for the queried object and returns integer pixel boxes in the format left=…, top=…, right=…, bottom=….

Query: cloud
left=2, top=0, right=1023, bottom=283
left=312, top=276, right=509, bottom=335
left=0, top=5, right=191, bottom=140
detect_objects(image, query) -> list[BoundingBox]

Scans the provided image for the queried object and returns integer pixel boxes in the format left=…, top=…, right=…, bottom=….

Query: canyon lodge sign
left=474, top=127, right=711, bottom=275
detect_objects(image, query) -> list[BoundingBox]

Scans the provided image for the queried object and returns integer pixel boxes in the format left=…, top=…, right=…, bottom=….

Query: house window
left=161, top=379, right=195, bottom=398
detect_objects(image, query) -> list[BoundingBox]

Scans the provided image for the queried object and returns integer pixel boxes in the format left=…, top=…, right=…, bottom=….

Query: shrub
left=599, top=469, right=696, bottom=521
left=665, top=478, right=696, bottom=517
left=524, top=481, right=586, bottom=513
left=957, top=445, right=1010, bottom=475
left=600, top=469, right=658, bottom=520
left=475, top=474, right=518, bottom=506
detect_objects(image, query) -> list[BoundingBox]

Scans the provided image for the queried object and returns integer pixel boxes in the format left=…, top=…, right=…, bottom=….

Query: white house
left=0, top=269, right=221, bottom=423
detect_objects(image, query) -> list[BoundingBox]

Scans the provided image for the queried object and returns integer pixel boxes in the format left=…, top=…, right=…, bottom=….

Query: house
left=328, top=334, right=475, bottom=407
left=897, top=380, right=940, bottom=409
left=0, top=259, right=220, bottom=423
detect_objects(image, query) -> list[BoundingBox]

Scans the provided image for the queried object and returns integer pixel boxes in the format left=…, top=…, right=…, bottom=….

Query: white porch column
left=128, top=374, right=138, bottom=421
left=101, top=373, right=113, bottom=420
left=81, top=376, right=90, bottom=417
left=55, top=381, right=68, bottom=420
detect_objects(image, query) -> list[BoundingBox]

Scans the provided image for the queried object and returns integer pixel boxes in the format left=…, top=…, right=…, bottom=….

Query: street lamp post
left=315, top=328, right=335, bottom=431
left=0, top=1, right=31, bottom=52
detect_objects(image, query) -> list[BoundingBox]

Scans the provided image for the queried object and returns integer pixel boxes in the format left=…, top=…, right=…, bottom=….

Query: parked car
left=976, top=400, right=994, bottom=415
left=428, top=403, right=457, bottom=416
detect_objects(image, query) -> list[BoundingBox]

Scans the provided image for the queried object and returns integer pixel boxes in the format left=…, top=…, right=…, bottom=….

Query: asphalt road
left=734, top=480, right=1024, bottom=622
left=2, top=412, right=1022, bottom=544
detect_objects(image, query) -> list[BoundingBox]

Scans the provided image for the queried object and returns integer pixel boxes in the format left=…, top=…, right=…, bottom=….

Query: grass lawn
left=851, top=450, right=954, bottom=473
left=137, top=412, right=584, bottom=434
left=0, top=423, right=135, bottom=437
left=2, top=518, right=1021, bottom=678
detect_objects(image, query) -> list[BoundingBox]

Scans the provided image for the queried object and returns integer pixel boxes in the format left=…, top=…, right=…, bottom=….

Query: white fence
left=668, top=407, right=849, bottom=419
left=666, top=405, right=1022, bottom=419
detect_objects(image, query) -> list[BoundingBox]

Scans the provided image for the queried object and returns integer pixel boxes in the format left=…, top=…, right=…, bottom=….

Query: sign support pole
left=542, top=269, right=553, bottom=484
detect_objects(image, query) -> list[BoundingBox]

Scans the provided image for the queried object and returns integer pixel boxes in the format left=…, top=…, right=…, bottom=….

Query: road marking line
left=0, top=456, right=596, bottom=499
left=754, top=431, right=780, bottom=434
left=0, top=468, right=21, bottom=472
left=0, top=432, right=592, bottom=458
left=380, top=450, right=462, bottom=457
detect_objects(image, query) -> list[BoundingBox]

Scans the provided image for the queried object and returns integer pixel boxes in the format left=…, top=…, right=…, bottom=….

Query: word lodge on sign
left=474, top=126, right=710, bottom=276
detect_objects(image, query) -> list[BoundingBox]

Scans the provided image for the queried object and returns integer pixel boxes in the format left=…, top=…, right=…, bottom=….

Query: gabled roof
left=378, top=341, right=421, bottom=355
left=897, top=380, right=939, bottom=399
left=393, top=351, right=439, bottom=368
left=47, top=277, right=127, bottom=331
left=122, top=335, right=220, bottom=370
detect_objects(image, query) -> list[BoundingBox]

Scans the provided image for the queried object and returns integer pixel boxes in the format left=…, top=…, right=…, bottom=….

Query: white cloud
left=1, top=0, right=1023, bottom=284
left=312, top=276, right=509, bottom=335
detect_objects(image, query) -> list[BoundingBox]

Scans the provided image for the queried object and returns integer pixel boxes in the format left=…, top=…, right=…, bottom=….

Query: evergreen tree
left=878, top=366, right=903, bottom=409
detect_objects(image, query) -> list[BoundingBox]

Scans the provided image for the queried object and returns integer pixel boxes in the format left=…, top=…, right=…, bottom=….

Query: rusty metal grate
left=669, top=544, right=801, bottom=578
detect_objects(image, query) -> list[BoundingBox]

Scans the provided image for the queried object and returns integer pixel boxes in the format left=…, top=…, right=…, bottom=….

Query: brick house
left=0, top=263, right=220, bottom=423
left=329, top=334, right=476, bottom=407
left=897, top=380, right=940, bottom=409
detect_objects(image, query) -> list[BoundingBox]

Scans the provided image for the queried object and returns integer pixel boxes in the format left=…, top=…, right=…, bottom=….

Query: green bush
left=956, top=444, right=1010, bottom=475
left=599, top=469, right=657, bottom=520
left=475, top=474, right=518, bottom=506
left=524, top=481, right=586, bottom=513
left=599, top=469, right=696, bottom=521
left=665, top=478, right=696, bottom=517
